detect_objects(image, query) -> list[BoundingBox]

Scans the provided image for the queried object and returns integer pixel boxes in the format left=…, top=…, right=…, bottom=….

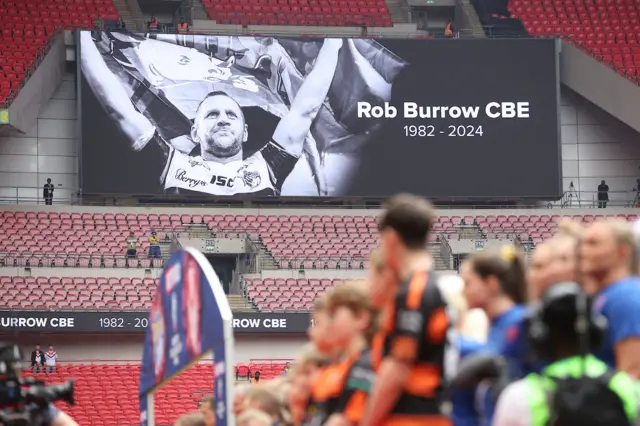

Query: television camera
left=0, top=343, right=74, bottom=426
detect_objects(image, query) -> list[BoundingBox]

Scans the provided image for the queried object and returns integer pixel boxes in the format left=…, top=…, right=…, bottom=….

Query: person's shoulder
left=493, top=379, right=532, bottom=426
left=396, top=270, right=445, bottom=309
left=600, top=277, right=640, bottom=306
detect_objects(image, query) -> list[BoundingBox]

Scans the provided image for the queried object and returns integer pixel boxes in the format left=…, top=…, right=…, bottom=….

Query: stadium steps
left=192, top=0, right=209, bottom=20
left=427, top=242, right=450, bottom=270
left=227, top=294, right=256, bottom=312
left=110, top=0, right=138, bottom=30
left=459, top=0, right=487, bottom=37
left=253, top=239, right=278, bottom=269
left=383, top=0, right=409, bottom=23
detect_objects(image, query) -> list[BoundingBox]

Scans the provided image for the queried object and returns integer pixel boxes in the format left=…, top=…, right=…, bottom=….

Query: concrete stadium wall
left=11, top=333, right=304, bottom=364
left=561, top=87, right=640, bottom=203
left=0, top=72, right=78, bottom=203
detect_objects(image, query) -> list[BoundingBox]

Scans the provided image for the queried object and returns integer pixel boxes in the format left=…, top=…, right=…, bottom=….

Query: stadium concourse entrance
left=205, top=254, right=237, bottom=294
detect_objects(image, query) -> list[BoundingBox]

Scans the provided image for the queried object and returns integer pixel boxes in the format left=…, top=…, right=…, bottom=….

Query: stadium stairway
left=192, top=0, right=210, bottom=20
left=227, top=294, right=257, bottom=312
left=110, top=0, right=139, bottom=30
left=383, top=0, right=409, bottom=23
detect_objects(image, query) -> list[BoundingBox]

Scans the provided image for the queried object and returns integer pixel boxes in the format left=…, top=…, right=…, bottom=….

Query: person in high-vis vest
left=444, top=21, right=454, bottom=37
left=493, top=282, right=640, bottom=426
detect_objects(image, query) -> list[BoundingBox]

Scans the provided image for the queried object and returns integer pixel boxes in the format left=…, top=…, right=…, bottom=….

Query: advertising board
left=0, top=310, right=311, bottom=334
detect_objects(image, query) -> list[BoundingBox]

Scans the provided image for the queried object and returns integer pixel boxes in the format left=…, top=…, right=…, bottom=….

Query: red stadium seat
left=508, top=0, right=640, bottom=82
left=0, top=0, right=120, bottom=104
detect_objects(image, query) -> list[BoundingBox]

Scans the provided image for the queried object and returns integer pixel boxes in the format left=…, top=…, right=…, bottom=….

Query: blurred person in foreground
left=544, top=220, right=590, bottom=294
left=243, top=386, right=284, bottom=424
left=436, top=273, right=488, bottom=426
left=237, top=409, right=273, bottom=426
left=234, top=383, right=252, bottom=417
left=493, top=282, right=639, bottom=426
left=527, top=242, right=554, bottom=301
left=289, top=344, right=331, bottom=425
left=199, top=395, right=215, bottom=426
left=361, top=194, right=452, bottom=426
left=309, top=280, right=377, bottom=426
left=174, top=412, right=207, bottom=426
left=460, top=246, right=532, bottom=426
left=581, top=219, right=640, bottom=377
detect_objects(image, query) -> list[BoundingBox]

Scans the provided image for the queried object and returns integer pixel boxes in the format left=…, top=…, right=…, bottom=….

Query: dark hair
left=468, top=246, right=528, bottom=304
left=379, top=194, right=436, bottom=250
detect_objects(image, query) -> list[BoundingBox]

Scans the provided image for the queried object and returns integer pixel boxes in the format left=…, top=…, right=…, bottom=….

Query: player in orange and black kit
left=309, top=280, right=378, bottom=426
left=291, top=296, right=334, bottom=426
left=361, top=194, right=453, bottom=426
left=290, top=343, right=331, bottom=426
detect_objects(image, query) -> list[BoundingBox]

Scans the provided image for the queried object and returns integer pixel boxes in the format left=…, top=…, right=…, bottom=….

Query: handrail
left=438, top=237, right=453, bottom=270
left=0, top=27, right=64, bottom=109
left=0, top=186, right=637, bottom=209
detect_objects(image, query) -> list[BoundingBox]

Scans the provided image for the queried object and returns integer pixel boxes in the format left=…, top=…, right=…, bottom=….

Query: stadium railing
left=0, top=252, right=165, bottom=269
left=0, top=186, right=638, bottom=208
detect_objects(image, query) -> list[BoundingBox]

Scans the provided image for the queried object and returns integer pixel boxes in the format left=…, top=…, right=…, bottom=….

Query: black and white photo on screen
left=79, top=31, right=408, bottom=197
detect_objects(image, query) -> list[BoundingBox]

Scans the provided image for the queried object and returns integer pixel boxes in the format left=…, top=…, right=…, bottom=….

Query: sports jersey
left=371, top=270, right=453, bottom=425
left=159, top=140, right=297, bottom=196
left=309, top=349, right=375, bottom=426
left=476, top=305, right=533, bottom=426
left=451, top=337, right=486, bottom=426
left=593, top=276, right=640, bottom=368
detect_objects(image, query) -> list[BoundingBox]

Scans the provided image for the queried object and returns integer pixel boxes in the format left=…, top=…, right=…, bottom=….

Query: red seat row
left=508, top=0, right=640, bottom=82
left=0, top=0, right=119, bottom=105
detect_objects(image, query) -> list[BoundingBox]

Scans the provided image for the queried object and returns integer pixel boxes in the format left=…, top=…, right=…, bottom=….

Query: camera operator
left=0, top=342, right=78, bottom=426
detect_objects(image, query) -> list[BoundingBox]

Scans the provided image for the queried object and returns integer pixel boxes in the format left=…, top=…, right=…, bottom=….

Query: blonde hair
left=436, top=274, right=488, bottom=342
left=244, top=386, right=283, bottom=420
left=295, top=343, right=331, bottom=370
left=257, top=377, right=292, bottom=426
left=324, top=279, right=379, bottom=343
left=370, top=249, right=385, bottom=271
left=313, top=292, right=328, bottom=312
left=237, top=409, right=273, bottom=426
left=603, top=219, right=638, bottom=273
left=174, top=412, right=206, bottom=426
left=555, top=218, right=583, bottom=240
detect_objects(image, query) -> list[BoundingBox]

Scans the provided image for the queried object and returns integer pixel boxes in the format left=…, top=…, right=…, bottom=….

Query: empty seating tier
left=246, top=277, right=343, bottom=311
left=0, top=276, right=156, bottom=310
left=2, top=211, right=639, bottom=270
left=202, top=0, right=393, bottom=27
left=0, top=0, right=119, bottom=104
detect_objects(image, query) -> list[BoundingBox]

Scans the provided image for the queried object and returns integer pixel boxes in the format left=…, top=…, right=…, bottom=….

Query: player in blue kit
left=581, top=220, right=640, bottom=378
left=459, top=246, right=532, bottom=426
left=450, top=337, right=485, bottom=426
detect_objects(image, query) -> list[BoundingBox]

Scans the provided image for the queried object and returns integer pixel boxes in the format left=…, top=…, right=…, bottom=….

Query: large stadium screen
left=79, top=32, right=561, bottom=200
